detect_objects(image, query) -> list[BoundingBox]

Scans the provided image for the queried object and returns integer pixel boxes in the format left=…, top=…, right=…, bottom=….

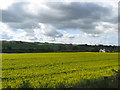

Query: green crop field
left=1, top=52, right=118, bottom=88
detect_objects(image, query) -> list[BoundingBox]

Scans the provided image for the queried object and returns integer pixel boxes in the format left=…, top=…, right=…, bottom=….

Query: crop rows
left=2, top=52, right=118, bottom=88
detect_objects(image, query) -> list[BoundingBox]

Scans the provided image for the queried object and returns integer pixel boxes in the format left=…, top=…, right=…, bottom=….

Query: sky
left=0, top=0, right=119, bottom=45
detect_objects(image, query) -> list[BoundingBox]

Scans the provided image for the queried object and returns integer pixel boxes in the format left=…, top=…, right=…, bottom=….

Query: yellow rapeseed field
left=1, top=52, right=118, bottom=88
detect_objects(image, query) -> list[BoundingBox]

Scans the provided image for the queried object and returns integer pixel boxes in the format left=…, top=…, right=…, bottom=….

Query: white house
left=99, top=49, right=106, bottom=52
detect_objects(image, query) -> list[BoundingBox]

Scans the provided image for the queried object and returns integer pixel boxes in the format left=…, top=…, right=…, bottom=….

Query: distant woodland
left=1, top=41, right=119, bottom=53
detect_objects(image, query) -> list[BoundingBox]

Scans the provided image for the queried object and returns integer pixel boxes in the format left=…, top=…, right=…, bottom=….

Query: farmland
left=2, top=52, right=118, bottom=88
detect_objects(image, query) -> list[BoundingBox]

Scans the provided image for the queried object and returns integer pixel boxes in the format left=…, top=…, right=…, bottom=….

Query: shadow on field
left=3, top=69, right=119, bottom=89
left=72, top=69, right=119, bottom=88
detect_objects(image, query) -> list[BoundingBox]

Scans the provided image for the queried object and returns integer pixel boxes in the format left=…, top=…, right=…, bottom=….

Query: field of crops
left=1, top=52, right=118, bottom=88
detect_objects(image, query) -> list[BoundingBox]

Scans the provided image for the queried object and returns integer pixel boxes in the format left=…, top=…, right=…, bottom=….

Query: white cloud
left=0, top=22, right=14, bottom=39
left=0, top=0, right=24, bottom=9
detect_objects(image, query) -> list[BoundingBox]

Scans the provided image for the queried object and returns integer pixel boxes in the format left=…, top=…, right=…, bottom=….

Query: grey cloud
left=8, top=20, right=39, bottom=29
left=2, top=2, right=31, bottom=23
left=1, top=2, right=115, bottom=37
left=38, top=23, right=63, bottom=38
left=47, top=2, right=111, bottom=19
left=44, top=30, right=63, bottom=38
left=68, top=36, right=75, bottom=39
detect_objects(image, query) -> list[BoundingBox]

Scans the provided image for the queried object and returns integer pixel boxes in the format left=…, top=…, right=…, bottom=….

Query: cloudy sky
left=0, top=0, right=119, bottom=45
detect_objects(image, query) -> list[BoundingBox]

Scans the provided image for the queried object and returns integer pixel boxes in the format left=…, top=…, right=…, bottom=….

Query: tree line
left=1, top=41, right=119, bottom=53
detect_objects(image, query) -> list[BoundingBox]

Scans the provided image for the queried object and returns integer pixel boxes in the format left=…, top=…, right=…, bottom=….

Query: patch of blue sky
left=57, top=29, right=84, bottom=34
left=15, top=29, right=26, bottom=34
